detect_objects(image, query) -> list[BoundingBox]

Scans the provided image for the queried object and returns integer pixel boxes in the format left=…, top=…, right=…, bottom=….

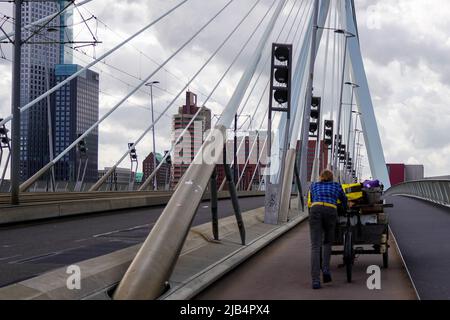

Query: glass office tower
left=54, top=64, right=99, bottom=183
left=19, top=1, right=73, bottom=181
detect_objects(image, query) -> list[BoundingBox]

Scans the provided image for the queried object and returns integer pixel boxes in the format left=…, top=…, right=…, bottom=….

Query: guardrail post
left=210, top=167, right=219, bottom=241
left=294, top=162, right=304, bottom=211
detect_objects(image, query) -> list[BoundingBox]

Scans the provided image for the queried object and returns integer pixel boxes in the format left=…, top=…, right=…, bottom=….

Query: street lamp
left=352, top=128, right=362, bottom=178
left=330, top=28, right=356, bottom=180
left=355, top=143, right=364, bottom=180
left=344, top=81, right=359, bottom=181
left=145, top=81, right=160, bottom=191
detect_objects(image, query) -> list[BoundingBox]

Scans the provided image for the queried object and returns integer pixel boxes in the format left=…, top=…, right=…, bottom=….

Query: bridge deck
left=0, top=196, right=264, bottom=288
left=386, top=196, right=450, bottom=300
left=195, top=219, right=417, bottom=300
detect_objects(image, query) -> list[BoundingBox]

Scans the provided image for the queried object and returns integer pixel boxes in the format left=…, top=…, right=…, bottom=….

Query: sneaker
left=312, top=281, right=321, bottom=290
left=323, top=272, right=332, bottom=284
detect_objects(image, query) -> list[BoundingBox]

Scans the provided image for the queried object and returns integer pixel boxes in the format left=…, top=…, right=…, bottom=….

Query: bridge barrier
left=0, top=191, right=264, bottom=226
left=384, top=179, right=450, bottom=208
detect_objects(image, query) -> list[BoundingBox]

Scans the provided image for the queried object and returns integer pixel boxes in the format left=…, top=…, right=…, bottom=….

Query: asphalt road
left=0, top=196, right=264, bottom=288
left=385, top=196, right=450, bottom=300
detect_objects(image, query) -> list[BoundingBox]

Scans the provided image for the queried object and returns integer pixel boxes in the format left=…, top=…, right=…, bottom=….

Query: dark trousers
left=309, top=205, right=337, bottom=282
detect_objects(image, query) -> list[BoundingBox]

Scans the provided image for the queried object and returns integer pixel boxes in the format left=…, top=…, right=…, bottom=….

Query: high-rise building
left=53, top=64, right=99, bottom=182
left=19, top=1, right=73, bottom=181
left=142, top=152, right=171, bottom=190
left=171, top=91, right=211, bottom=188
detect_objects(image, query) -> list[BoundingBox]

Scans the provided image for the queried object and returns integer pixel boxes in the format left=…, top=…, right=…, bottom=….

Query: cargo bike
left=330, top=183, right=393, bottom=283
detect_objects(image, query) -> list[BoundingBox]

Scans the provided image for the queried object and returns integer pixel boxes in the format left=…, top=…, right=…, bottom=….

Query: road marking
left=9, top=252, right=59, bottom=264
left=0, top=254, right=21, bottom=262
left=8, top=246, right=85, bottom=264
left=93, top=230, right=121, bottom=238
left=126, top=224, right=150, bottom=231
left=93, top=224, right=152, bottom=238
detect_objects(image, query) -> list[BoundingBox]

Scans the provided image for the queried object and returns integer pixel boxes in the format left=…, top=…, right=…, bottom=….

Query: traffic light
left=339, top=144, right=346, bottom=162
left=270, top=43, right=292, bottom=110
left=129, top=143, right=137, bottom=161
left=309, top=97, right=321, bottom=135
left=164, top=150, right=172, bottom=165
left=77, top=134, right=87, bottom=155
left=0, top=124, right=8, bottom=136
left=324, top=120, right=334, bottom=146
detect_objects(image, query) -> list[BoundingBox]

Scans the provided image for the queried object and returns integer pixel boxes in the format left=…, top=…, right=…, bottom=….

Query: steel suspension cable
left=219, top=0, right=310, bottom=190
left=88, top=0, right=265, bottom=191
left=113, top=0, right=287, bottom=300
left=0, top=0, right=190, bottom=128
left=20, top=0, right=235, bottom=191
left=138, top=0, right=277, bottom=191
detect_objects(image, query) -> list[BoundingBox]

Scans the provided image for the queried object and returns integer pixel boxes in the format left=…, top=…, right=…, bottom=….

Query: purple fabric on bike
left=363, top=180, right=380, bottom=189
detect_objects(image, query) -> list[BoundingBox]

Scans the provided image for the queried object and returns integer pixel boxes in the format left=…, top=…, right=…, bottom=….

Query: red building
left=171, top=91, right=211, bottom=189
left=297, top=140, right=329, bottom=182
left=386, top=163, right=405, bottom=186
left=386, top=163, right=424, bottom=186
left=142, top=152, right=171, bottom=190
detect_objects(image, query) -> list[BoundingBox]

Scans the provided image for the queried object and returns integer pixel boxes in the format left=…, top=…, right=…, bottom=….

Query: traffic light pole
left=298, top=0, right=320, bottom=197
left=344, top=85, right=356, bottom=182
left=234, top=113, right=238, bottom=189
left=45, top=66, right=56, bottom=192
left=265, top=43, right=292, bottom=225
left=150, top=85, right=158, bottom=191
left=11, top=0, right=22, bottom=205
left=309, top=98, right=322, bottom=183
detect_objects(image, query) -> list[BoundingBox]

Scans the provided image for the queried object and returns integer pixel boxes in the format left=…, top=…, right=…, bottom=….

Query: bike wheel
left=343, top=231, right=354, bottom=283
left=382, top=230, right=389, bottom=268
left=383, top=250, right=389, bottom=268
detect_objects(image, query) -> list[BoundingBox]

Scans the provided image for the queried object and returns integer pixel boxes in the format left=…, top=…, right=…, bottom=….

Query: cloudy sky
left=0, top=0, right=449, bottom=179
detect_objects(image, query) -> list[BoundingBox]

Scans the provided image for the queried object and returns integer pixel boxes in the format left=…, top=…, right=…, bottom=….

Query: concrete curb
left=0, top=191, right=264, bottom=226
left=160, top=213, right=308, bottom=300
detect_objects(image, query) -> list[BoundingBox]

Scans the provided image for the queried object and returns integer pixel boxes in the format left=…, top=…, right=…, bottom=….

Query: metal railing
left=384, top=180, right=450, bottom=207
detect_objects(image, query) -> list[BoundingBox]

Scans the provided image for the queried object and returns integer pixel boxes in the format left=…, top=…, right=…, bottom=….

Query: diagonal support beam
left=113, top=0, right=287, bottom=300
left=344, top=0, right=390, bottom=188
left=278, top=0, right=330, bottom=222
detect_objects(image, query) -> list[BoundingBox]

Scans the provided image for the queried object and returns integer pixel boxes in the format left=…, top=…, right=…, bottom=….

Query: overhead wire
left=0, top=0, right=192, bottom=128
left=230, top=0, right=315, bottom=189
left=139, top=0, right=279, bottom=191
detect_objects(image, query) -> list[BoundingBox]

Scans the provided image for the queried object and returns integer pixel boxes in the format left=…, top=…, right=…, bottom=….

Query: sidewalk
left=195, top=221, right=417, bottom=300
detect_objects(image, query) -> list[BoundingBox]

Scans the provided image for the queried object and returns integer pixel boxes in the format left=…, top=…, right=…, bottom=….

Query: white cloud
left=0, top=0, right=449, bottom=180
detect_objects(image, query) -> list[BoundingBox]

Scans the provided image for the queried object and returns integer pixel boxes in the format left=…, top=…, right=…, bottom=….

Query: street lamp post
left=355, top=143, right=363, bottom=180
left=351, top=111, right=362, bottom=178
left=145, top=81, right=160, bottom=191
left=332, top=29, right=355, bottom=181
left=344, top=82, right=359, bottom=182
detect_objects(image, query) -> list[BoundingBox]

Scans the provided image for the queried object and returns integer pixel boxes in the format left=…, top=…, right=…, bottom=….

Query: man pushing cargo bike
left=308, top=171, right=392, bottom=289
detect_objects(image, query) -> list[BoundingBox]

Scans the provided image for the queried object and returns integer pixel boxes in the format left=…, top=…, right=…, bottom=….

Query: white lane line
left=92, top=230, right=121, bottom=238
left=125, top=224, right=150, bottom=231
left=0, top=254, right=21, bottom=262
left=93, top=223, right=152, bottom=238
left=9, top=252, right=59, bottom=264
left=8, top=246, right=85, bottom=264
